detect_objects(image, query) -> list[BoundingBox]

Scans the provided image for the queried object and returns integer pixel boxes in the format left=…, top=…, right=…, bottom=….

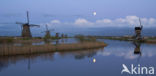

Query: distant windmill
left=42, top=24, right=54, bottom=38
left=61, top=34, right=64, bottom=38
left=134, top=18, right=143, bottom=40
left=16, top=11, right=40, bottom=38
left=55, top=33, right=59, bottom=38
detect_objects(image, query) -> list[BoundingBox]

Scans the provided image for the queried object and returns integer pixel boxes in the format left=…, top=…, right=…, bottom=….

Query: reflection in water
left=1, top=39, right=156, bottom=76
left=133, top=41, right=142, bottom=55
left=92, top=58, right=96, bottom=63
left=0, top=48, right=103, bottom=71
left=97, top=39, right=156, bottom=60
left=61, top=39, right=64, bottom=44
left=27, top=55, right=32, bottom=71
left=56, top=39, right=59, bottom=45
left=0, top=53, right=55, bottom=72
left=133, top=41, right=142, bottom=62
left=58, top=48, right=104, bottom=60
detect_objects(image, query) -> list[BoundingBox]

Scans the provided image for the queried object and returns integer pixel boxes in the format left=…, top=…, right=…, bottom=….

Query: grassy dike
left=0, top=42, right=107, bottom=56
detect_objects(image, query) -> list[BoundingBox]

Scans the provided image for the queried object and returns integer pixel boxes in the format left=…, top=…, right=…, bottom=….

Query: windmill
left=42, top=24, right=54, bottom=38
left=16, top=11, right=40, bottom=38
left=55, top=33, right=59, bottom=38
left=61, top=34, right=64, bottom=38
left=134, top=18, right=143, bottom=40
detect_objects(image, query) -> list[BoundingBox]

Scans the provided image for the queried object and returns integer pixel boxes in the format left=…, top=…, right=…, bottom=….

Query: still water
left=0, top=39, right=156, bottom=76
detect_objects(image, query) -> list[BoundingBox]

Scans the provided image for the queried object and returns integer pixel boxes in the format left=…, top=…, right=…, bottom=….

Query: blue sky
left=0, top=0, right=156, bottom=18
left=0, top=0, right=156, bottom=36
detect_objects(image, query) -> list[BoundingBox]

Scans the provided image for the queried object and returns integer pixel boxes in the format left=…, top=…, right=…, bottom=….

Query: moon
left=93, top=12, right=96, bottom=16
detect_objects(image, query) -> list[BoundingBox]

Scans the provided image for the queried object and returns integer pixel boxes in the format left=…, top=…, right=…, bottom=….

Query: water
left=0, top=39, right=156, bottom=76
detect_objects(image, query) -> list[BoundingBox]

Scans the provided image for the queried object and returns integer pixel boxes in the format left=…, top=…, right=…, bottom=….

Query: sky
left=0, top=0, right=156, bottom=36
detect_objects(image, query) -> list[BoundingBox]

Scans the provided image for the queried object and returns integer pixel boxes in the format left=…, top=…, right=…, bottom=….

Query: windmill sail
left=16, top=22, right=25, bottom=24
left=29, top=24, right=40, bottom=27
left=46, top=24, right=48, bottom=31
left=139, top=18, right=143, bottom=29
left=27, top=11, right=29, bottom=24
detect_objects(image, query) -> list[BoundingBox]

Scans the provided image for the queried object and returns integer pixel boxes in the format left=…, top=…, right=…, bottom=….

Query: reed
left=0, top=37, right=14, bottom=43
left=0, top=42, right=107, bottom=56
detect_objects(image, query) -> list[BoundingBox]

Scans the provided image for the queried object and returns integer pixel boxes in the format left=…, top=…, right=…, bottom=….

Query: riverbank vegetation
left=0, top=36, right=107, bottom=56
left=0, top=42, right=107, bottom=56
left=75, top=35, right=97, bottom=42
left=95, top=36, right=156, bottom=44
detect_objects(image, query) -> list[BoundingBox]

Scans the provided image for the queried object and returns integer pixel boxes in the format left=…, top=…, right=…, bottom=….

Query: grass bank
left=0, top=42, right=107, bottom=56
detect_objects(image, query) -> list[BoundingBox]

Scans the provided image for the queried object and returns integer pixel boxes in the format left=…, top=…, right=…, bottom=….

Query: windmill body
left=55, top=33, right=59, bottom=38
left=45, top=30, right=51, bottom=38
left=135, top=27, right=142, bottom=40
left=61, top=34, right=64, bottom=38
left=43, top=24, right=54, bottom=38
left=45, top=24, right=51, bottom=38
left=22, top=24, right=32, bottom=37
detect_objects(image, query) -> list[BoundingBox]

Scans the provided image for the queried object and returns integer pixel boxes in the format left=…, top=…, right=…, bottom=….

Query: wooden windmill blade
left=139, top=18, right=143, bottom=29
left=41, top=31, right=46, bottom=33
left=49, top=29, right=55, bottom=31
left=41, top=25, right=50, bottom=33
left=45, top=24, right=49, bottom=31
left=29, top=24, right=40, bottom=27
left=139, top=18, right=142, bottom=26
left=27, top=11, right=29, bottom=23
left=16, top=22, right=25, bottom=24
left=15, top=22, right=25, bottom=31
left=0, top=22, right=14, bottom=24
left=20, top=25, right=23, bottom=30
left=45, top=24, right=55, bottom=31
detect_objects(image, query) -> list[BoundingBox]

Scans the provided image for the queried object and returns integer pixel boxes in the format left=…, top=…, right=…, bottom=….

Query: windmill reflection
left=56, top=39, right=59, bottom=45
left=133, top=41, right=142, bottom=55
left=0, top=53, right=54, bottom=71
left=28, top=55, right=31, bottom=71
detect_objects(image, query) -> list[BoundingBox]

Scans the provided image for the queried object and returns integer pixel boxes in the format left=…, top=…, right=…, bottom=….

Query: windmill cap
left=135, top=27, right=142, bottom=30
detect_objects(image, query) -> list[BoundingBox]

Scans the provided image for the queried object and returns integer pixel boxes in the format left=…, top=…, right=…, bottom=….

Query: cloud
left=149, top=18, right=156, bottom=24
left=50, top=20, right=61, bottom=24
left=96, top=19, right=112, bottom=24
left=125, top=16, right=139, bottom=25
left=115, top=18, right=126, bottom=23
left=114, top=16, right=156, bottom=27
left=45, top=16, right=156, bottom=27
left=74, top=18, right=93, bottom=26
left=44, top=20, right=61, bottom=27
